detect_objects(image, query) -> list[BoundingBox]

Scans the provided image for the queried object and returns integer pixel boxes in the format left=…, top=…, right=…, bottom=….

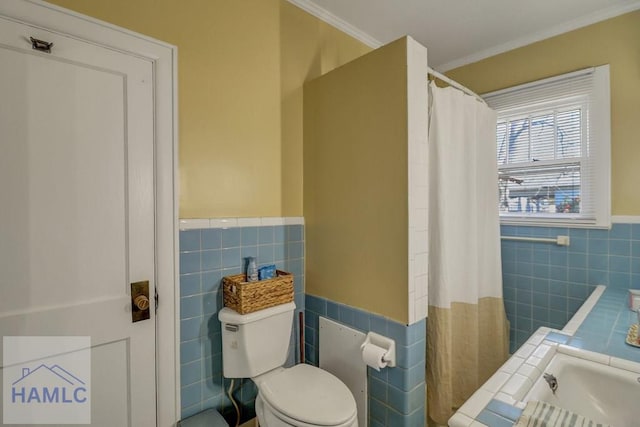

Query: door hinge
left=154, top=288, right=159, bottom=313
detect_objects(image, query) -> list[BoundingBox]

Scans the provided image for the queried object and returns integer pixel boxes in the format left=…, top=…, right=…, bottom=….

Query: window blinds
left=483, top=66, right=610, bottom=227
left=484, top=68, right=594, bottom=112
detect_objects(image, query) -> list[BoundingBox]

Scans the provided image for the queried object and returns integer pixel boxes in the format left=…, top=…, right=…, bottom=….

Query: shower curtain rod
left=427, top=67, right=487, bottom=106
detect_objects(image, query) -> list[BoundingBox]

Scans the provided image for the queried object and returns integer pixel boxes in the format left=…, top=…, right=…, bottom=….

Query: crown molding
left=286, top=0, right=382, bottom=48
left=437, top=0, right=640, bottom=71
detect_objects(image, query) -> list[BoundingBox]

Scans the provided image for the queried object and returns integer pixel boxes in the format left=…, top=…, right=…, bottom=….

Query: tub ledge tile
left=610, top=356, right=640, bottom=373
left=514, top=343, right=537, bottom=359
left=448, top=412, right=475, bottom=427
left=482, top=371, right=511, bottom=393
left=499, top=355, right=525, bottom=375
left=558, top=344, right=610, bottom=365
left=517, top=362, right=541, bottom=382
left=500, top=373, right=532, bottom=401
left=493, top=392, right=516, bottom=406
left=457, top=388, right=494, bottom=419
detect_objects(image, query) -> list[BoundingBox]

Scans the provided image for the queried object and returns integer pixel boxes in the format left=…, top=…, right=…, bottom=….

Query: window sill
left=499, top=217, right=611, bottom=229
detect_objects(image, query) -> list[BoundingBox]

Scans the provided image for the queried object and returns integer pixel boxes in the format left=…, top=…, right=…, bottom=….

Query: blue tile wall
left=305, top=294, right=427, bottom=427
left=501, top=223, right=640, bottom=352
left=179, top=224, right=305, bottom=421
left=569, top=287, right=640, bottom=362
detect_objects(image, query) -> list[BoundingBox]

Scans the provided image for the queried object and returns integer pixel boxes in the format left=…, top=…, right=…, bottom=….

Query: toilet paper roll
left=361, top=343, right=388, bottom=371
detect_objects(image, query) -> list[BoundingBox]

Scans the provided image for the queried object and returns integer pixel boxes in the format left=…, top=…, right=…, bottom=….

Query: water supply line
left=299, top=311, right=305, bottom=363
left=227, top=379, right=240, bottom=427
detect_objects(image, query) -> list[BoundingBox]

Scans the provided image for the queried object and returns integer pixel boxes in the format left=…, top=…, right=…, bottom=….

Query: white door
left=0, top=15, right=157, bottom=426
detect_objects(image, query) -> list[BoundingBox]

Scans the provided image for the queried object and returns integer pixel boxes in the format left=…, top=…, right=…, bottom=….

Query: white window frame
left=484, top=66, right=611, bottom=228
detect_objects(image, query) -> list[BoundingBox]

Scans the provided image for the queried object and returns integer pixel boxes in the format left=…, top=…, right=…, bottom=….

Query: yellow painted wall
left=48, top=0, right=370, bottom=218
left=447, top=11, right=640, bottom=216
left=304, top=38, right=410, bottom=323
left=279, top=4, right=372, bottom=216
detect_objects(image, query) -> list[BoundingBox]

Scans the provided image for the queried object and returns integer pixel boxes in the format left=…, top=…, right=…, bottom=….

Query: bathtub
left=448, top=286, right=640, bottom=427
left=524, top=352, right=640, bottom=427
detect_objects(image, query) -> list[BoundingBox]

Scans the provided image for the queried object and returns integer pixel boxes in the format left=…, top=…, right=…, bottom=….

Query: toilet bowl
left=253, top=364, right=357, bottom=427
left=218, top=303, right=358, bottom=427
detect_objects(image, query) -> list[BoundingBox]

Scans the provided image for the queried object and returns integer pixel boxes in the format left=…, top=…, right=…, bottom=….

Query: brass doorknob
left=133, top=295, right=149, bottom=311
left=130, top=280, right=151, bottom=322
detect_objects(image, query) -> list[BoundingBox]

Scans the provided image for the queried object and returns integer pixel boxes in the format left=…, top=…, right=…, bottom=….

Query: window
left=484, top=66, right=611, bottom=227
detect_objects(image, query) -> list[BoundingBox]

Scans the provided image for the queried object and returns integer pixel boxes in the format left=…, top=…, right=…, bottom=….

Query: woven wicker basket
left=222, top=270, right=294, bottom=314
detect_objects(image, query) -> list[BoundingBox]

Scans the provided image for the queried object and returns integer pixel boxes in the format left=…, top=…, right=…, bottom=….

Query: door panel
left=0, top=16, right=156, bottom=426
left=1, top=46, right=127, bottom=313
left=92, top=340, right=129, bottom=426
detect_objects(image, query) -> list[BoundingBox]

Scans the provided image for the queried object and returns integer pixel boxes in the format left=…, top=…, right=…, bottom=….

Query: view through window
left=484, top=66, right=610, bottom=227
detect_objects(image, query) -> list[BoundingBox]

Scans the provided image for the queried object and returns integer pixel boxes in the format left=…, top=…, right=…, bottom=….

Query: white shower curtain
left=426, top=82, right=509, bottom=425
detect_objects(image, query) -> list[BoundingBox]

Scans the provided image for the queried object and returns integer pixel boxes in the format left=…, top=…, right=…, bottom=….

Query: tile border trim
left=612, top=215, right=640, bottom=224
left=179, top=217, right=305, bottom=230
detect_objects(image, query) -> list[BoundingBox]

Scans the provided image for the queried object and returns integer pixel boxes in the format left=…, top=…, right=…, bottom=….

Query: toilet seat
left=258, top=364, right=357, bottom=426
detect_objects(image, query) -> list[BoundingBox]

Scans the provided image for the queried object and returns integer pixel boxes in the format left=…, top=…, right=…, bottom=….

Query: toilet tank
left=218, top=302, right=295, bottom=378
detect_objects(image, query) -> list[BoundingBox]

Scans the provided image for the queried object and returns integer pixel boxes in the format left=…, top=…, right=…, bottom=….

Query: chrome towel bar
left=500, top=235, right=570, bottom=246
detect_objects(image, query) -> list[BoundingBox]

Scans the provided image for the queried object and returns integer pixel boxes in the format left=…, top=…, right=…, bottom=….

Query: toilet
left=218, top=302, right=358, bottom=427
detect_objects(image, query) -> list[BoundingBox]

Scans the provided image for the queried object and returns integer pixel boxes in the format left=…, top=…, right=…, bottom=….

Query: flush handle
left=131, top=280, right=151, bottom=322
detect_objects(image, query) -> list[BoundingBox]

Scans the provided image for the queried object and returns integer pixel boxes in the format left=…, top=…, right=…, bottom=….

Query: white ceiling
left=289, top=0, right=640, bottom=71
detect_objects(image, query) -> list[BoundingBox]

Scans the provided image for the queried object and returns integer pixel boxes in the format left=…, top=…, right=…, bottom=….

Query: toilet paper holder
left=360, top=332, right=396, bottom=367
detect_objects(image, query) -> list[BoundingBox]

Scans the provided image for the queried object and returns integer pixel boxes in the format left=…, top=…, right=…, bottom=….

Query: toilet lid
left=259, top=364, right=356, bottom=426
